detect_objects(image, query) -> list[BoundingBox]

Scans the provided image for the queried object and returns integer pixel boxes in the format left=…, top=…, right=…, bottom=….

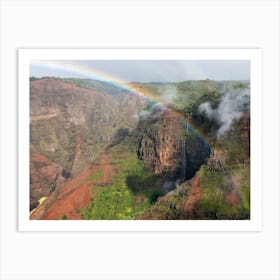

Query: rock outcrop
left=30, top=153, right=65, bottom=211
left=135, top=108, right=210, bottom=183
left=136, top=109, right=183, bottom=179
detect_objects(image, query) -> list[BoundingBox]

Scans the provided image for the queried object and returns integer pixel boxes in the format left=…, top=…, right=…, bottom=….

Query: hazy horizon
left=30, top=60, right=250, bottom=83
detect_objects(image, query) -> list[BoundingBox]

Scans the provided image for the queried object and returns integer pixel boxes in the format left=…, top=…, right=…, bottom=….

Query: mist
left=160, top=85, right=179, bottom=105
left=199, top=87, right=250, bottom=138
left=135, top=85, right=179, bottom=121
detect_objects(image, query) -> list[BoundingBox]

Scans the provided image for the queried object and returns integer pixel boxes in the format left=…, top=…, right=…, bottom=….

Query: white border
left=18, top=48, right=262, bottom=232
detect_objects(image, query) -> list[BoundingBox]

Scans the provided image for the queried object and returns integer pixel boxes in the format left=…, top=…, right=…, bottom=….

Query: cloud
left=30, top=60, right=249, bottom=82
left=199, top=87, right=250, bottom=137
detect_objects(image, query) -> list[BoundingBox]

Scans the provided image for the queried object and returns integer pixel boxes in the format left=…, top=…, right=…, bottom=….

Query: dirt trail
left=183, top=177, right=201, bottom=215
left=30, top=113, right=57, bottom=121
left=225, top=172, right=241, bottom=207
left=75, top=136, right=82, bottom=154
left=100, top=156, right=110, bottom=185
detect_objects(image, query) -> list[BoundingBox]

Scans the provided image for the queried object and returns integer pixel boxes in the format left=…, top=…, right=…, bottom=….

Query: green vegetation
left=223, top=139, right=248, bottom=164
left=62, top=78, right=125, bottom=96
left=137, top=182, right=191, bottom=220
left=82, top=181, right=147, bottom=220
left=85, top=170, right=103, bottom=181
left=138, top=80, right=249, bottom=136
left=81, top=147, right=163, bottom=220
left=196, top=164, right=250, bottom=219
left=139, top=160, right=250, bottom=220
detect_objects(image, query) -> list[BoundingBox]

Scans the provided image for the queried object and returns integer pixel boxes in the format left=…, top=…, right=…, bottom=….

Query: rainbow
left=31, top=60, right=212, bottom=148
left=31, top=60, right=160, bottom=101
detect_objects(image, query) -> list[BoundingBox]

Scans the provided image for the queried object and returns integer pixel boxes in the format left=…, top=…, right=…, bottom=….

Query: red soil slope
left=30, top=154, right=111, bottom=220
left=183, top=176, right=202, bottom=215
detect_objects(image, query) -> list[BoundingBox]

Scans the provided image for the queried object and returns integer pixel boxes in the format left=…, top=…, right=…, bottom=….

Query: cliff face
left=135, top=108, right=210, bottom=184
left=30, top=153, right=65, bottom=211
left=30, top=78, right=145, bottom=172
left=136, top=109, right=183, bottom=179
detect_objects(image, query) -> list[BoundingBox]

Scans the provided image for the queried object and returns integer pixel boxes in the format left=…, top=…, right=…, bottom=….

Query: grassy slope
left=79, top=143, right=164, bottom=220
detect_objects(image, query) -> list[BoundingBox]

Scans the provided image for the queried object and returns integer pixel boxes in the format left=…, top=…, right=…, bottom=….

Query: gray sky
left=30, top=60, right=250, bottom=82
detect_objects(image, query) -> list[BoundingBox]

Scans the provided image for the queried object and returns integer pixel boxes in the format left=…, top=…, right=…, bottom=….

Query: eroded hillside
left=30, top=77, right=146, bottom=210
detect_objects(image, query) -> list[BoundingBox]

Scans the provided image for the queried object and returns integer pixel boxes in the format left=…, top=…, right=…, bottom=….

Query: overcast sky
left=30, top=60, right=250, bottom=82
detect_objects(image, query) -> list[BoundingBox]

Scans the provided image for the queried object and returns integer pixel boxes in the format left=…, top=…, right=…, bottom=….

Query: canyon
left=29, top=77, right=250, bottom=220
